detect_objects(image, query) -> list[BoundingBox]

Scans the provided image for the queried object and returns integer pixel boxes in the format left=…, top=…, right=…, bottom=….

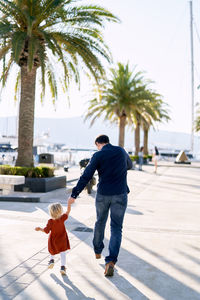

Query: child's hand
left=68, top=197, right=75, bottom=205
left=35, top=227, right=41, bottom=231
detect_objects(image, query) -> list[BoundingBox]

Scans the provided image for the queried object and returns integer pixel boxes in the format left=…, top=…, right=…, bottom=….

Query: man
left=68, top=135, right=133, bottom=276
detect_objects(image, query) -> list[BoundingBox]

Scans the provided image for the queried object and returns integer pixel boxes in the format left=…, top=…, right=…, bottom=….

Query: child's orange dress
left=43, top=213, right=70, bottom=255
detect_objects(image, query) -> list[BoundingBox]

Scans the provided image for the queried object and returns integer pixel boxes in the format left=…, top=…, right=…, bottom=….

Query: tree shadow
left=162, top=173, right=200, bottom=184
left=70, top=213, right=200, bottom=300
left=187, top=245, right=200, bottom=252
left=126, top=238, right=200, bottom=287
left=1, top=178, right=200, bottom=300
left=69, top=217, right=200, bottom=300
left=126, top=208, right=143, bottom=215
left=177, top=250, right=200, bottom=266
left=1, top=253, right=58, bottom=300
left=1, top=213, right=200, bottom=300
left=0, top=201, right=43, bottom=213
left=98, top=263, right=149, bottom=300
left=153, top=182, right=200, bottom=197
left=117, top=246, right=200, bottom=300
left=163, top=180, right=200, bottom=191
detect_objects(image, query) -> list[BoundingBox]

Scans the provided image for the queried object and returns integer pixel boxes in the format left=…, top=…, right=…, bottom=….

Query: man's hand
left=68, top=197, right=75, bottom=205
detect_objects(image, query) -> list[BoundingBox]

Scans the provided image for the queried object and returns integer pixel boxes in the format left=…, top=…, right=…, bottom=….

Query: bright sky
left=1, top=0, right=200, bottom=134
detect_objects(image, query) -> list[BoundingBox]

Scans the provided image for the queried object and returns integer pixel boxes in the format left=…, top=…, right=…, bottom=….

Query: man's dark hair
left=95, top=135, right=109, bottom=144
left=155, top=146, right=159, bottom=155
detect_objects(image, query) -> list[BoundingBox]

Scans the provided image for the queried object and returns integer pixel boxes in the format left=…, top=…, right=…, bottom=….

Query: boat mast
left=189, top=0, right=194, bottom=153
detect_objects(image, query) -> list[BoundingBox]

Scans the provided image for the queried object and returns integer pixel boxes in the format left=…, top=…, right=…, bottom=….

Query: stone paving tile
left=0, top=276, right=17, bottom=289
left=30, top=264, right=47, bottom=275
left=8, top=268, right=27, bottom=278
left=15, top=273, right=37, bottom=285
left=30, top=252, right=48, bottom=261
left=34, top=261, right=49, bottom=267
left=38, top=250, right=49, bottom=254
left=0, top=290, right=13, bottom=300
left=18, top=260, right=38, bottom=269
left=3, top=283, right=28, bottom=298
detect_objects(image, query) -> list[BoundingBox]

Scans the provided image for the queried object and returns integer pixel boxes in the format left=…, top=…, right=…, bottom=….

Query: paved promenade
left=0, top=163, right=200, bottom=299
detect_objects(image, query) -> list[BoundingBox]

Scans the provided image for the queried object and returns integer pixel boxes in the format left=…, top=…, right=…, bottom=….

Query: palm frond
left=47, top=63, right=57, bottom=103
left=14, top=70, right=21, bottom=101
left=11, top=31, right=27, bottom=62
left=0, top=0, right=119, bottom=104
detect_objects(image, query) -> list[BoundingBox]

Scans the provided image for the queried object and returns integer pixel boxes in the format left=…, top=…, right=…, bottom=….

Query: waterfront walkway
left=0, top=163, right=200, bottom=299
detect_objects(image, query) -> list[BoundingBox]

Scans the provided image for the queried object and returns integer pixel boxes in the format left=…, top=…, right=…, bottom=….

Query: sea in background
left=1, top=116, right=200, bottom=165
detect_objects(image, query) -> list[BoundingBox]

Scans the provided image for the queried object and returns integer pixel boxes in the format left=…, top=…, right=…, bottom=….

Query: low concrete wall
left=14, top=176, right=66, bottom=193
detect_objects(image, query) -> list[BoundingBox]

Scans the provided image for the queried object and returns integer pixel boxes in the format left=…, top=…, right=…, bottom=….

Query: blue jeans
left=93, top=193, right=127, bottom=264
left=138, top=157, right=143, bottom=170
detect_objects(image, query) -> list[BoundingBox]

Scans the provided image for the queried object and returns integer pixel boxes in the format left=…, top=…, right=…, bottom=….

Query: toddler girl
left=35, top=199, right=73, bottom=275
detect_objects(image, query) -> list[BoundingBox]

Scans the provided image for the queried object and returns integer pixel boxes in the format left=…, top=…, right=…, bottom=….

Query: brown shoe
left=60, top=266, right=66, bottom=276
left=48, top=259, right=54, bottom=269
left=104, top=262, right=114, bottom=277
left=95, top=253, right=101, bottom=259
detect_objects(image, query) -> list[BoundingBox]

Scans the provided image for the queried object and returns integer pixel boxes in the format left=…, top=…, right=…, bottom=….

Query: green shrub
left=130, top=155, right=152, bottom=161
left=0, top=165, right=54, bottom=178
left=146, top=155, right=152, bottom=161
left=130, top=155, right=138, bottom=161
left=41, top=167, right=54, bottom=178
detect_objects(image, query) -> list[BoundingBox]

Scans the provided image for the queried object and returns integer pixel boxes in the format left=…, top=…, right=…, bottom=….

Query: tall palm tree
left=132, top=89, right=170, bottom=155
left=141, top=96, right=170, bottom=155
left=130, top=91, right=153, bottom=155
left=0, top=0, right=118, bottom=166
left=195, top=118, right=200, bottom=132
left=85, top=63, right=151, bottom=148
left=133, top=111, right=141, bottom=155
left=195, top=106, right=200, bottom=132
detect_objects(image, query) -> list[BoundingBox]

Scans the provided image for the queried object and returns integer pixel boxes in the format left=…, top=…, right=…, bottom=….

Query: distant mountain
left=0, top=116, right=199, bottom=152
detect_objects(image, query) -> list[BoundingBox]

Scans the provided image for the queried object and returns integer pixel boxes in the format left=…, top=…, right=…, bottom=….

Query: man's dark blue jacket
left=71, top=143, right=133, bottom=198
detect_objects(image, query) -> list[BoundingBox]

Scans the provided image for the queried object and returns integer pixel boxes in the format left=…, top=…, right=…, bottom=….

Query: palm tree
left=143, top=120, right=150, bottom=155
left=85, top=63, right=151, bottom=148
left=195, top=117, right=200, bottom=132
left=0, top=0, right=118, bottom=166
left=195, top=106, right=200, bottom=132
left=131, top=88, right=170, bottom=155
left=129, top=90, right=153, bottom=155
left=133, top=111, right=141, bottom=155
left=141, top=96, right=170, bottom=155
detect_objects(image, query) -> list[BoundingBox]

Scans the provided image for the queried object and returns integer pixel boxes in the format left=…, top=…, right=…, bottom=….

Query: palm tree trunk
left=16, top=66, right=37, bottom=167
left=143, top=128, right=149, bottom=155
left=135, top=121, right=140, bottom=155
left=118, top=115, right=126, bottom=148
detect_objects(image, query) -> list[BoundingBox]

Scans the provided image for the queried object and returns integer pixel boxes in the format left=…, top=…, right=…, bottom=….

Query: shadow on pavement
left=99, top=263, right=149, bottom=300
left=178, top=250, right=200, bottom=266
left=69, top=217, right=200, bottom=300
left=0, top=202, right=49, bottom=213
left=153, top=182, right=200, bottom=197
left=51, top=273, right=95, bottom=300
left=161, top=180, right=200, bottom=191
left=126, top=208, right=143, bottom=215
left=187, top=244, right=200, bottom=252
left=124, top=238, right=200, bottom=300
left=162, top=173, right=200, bottom=184
left=1, top=213, right=200, bottom=299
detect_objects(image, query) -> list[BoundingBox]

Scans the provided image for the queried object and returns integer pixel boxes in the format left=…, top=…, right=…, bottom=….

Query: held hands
left=68, top=197, right=75, bottom=206
left=66, top=197, right=75, bottom=215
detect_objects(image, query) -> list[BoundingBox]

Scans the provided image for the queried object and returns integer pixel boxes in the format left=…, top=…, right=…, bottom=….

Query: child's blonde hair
left=48, top=203, right=63, bottom=219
